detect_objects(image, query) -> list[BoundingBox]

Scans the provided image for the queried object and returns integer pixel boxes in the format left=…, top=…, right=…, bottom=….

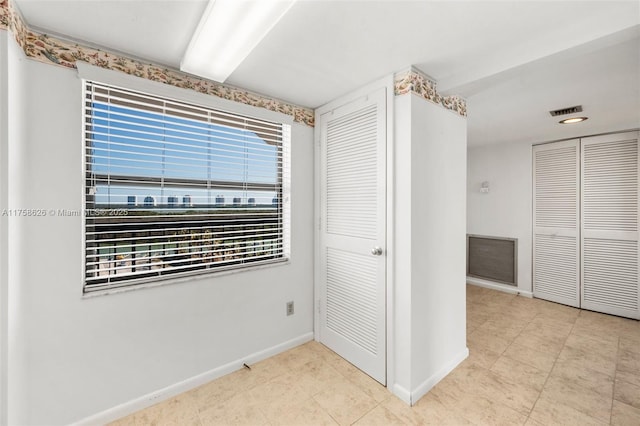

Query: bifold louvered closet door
left=534, top=131, right=640, bottom=319
left=581, top=132, right=639, bottom=319
left=533, top=140, right=581, bottom=307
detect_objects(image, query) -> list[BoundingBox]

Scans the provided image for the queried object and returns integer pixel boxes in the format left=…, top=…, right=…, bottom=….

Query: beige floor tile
left=466, top=283, right=488, bottom=293
left=245, top=355, right=290, bottom=384
left=411, top=392, right=474, bottom=426
left=529, top=396, right=608, bottom=426
left=467, top=323, right=479, bottom=335
left=322, top=351, right=363, bottom=380
left=490, top=355, right=549, bottom=391
left=571, top=327, right=621, bottom=347
left=305, top=341, right=345, bottom=365
left=352, top=404, right=405, bottom=425
left=502, top=296, right=540, bottom=321
left=134, top=394, right=201, bottom=426
left=509, top=295, right=543, bottom=311
left=556, top=345, right=617, bottom=378
left=107, top=414, right=137, bottom=426
left=499, top=304, right=539, bottom=322
left=187, top=369, right=253, bottom=409
left=312, top=376, right=378, bottom=426
left=523, top=417, right=548, bottom=426
left=244, top=374, right=313, bottom=420
left=466, top=310, right=492, bottom=326
left=436, top=414, right=475, bottom=425
left=482, top=371, right=541, bottom=415
left=577, top=309, right=637, bottom=328
left=476, top=317, right=528, bottom=341
left=614, top=378, right=640, bottom=410
left=467, top=302, right=507, bottom=318
left=502, top=342, right=558, bottom=372
left=197, top=391, right=268, bottom=426
left=456, top=394, right=528, bottom=426
left=270, top=342, right=321, bottom=370
left=464, top=344, right=501, bottom=369
left=380, top=395, right=431, bottom=425
left=512, top=328, right=566, bottom=356
left=265, top=397, right=338, bottom=426
left=564, top=332, right=619, bottom=360
left=111, top=285, right=640, bottom=426
left=575, top=311, right=639, bottom=342
left=540, top=375, right=613, bottom=423
left=611, top=400, right=640, bottom=426
left=291, top=359, right=346, bottom=397
left=616, top=370, right=640, bottom=388
left=620, top=334, right=640, bottom=355
left=617, top=323, right=640, bottom=342
left=418, top=384, right=462, bottom=415
left=527, top=313, right=575, bottom=336
left=536, top=302, right=580, bottom=324
left=467, top=328, right=512, bottom=354
left=617, top=349, right=640, bottom=390
left=443, top=364, right=539, bottom=415
left=521, top=320, right=572, bottom=343
left=550, top=359, right=614, bottom=396
left=342, top=367, right=390, bottom=403
left=618, top=349, right=640, bottom=376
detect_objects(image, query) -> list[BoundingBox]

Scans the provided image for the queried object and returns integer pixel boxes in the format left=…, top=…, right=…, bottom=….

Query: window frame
left=81, top=76, right=291, bottom=295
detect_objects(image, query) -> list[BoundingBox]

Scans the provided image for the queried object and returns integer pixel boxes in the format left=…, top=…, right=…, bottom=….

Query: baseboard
left=467, top=277, right=533, bottom=298
left=410, top=347, right=469, bottom=405
left=72, top=332, right=314, bottom=426
left=392, top=384, right=412, bottom=405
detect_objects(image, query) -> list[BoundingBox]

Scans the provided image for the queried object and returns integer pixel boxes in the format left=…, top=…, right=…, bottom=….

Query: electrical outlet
left=286, top=301, right=294, bottom=316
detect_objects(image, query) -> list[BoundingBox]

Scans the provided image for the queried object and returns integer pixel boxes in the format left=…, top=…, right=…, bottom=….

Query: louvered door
left=318, top=87, right=386, bottom=385
left=581, top=132, right=639, bottom=319
left=533, top=140, right=580, bottom=307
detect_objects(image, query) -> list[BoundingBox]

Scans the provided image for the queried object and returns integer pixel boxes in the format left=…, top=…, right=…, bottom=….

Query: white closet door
left=581, top=131, right=639, bottom=319
left=533, top=140, right=580, bottom=307
left=318, top=87, right=387, bottom=384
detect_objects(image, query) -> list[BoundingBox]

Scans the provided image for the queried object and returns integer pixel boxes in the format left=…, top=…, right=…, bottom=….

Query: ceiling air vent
left=549, top=105, right=583, bottom=117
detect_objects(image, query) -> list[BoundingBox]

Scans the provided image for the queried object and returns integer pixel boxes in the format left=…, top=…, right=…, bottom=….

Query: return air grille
left=467, top=235, right=517, bottom=286
left=549, top=105, right=583, bottom=117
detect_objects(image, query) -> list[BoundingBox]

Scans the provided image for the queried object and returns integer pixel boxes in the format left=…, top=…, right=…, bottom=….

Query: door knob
left=371, top=247, right=383, bottom=256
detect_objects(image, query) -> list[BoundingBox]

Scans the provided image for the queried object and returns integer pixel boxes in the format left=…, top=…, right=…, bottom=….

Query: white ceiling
left=14, top=0, right=640, bottom=147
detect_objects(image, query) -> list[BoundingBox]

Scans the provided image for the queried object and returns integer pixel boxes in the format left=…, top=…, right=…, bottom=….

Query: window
left=83, top=81, right=290, bottom=293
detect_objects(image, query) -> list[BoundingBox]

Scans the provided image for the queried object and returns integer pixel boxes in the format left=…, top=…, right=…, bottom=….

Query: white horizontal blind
left=83, top=81, right=290, bottom=292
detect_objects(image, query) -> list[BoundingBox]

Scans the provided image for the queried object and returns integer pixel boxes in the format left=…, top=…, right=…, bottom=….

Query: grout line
left=610, top=337, right=621, bottom=425
left=524, top=316, right=571, bottom=421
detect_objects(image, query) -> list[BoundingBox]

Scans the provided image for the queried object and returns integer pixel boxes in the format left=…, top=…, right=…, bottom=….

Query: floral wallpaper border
left=0, top=0, right=316, bottom=127
left=394, top=68, right=467, bottom=117
left=1, top=0, right=466, bottom=123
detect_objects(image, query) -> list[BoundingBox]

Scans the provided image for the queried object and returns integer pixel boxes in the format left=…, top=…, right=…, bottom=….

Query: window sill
left=81, top=258, right=290, bottom=299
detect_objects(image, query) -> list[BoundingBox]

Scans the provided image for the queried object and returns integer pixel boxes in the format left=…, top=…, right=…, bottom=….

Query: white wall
left=392, top=95, right=413, bottom=399
left=467, top=141, right=533, bottom=295
left=393, top=94, right=468, bottom=404
left=9, top=58, right=315, bottom=425
left=0, top=30, right=9, bottom=426
left=409, top=96, right=468, bottom=398
left=2, top=31, right=31, bottom=426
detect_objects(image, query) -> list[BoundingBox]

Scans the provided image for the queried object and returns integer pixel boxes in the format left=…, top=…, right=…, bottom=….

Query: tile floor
left=111, top=284, right=640, bottom=425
